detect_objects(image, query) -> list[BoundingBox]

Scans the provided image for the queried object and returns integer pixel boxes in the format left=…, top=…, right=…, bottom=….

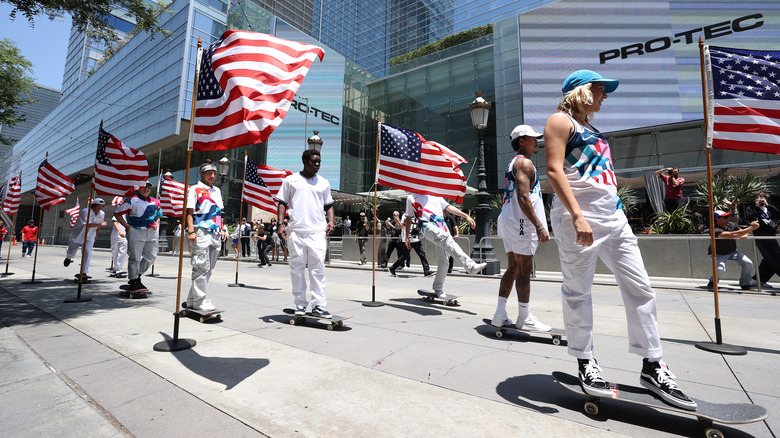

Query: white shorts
left=498, top=214, right=538, bottom=256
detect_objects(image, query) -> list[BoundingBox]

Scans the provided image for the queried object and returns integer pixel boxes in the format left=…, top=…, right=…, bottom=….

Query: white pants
left=127, top=227, right=158, bottom=280
left=67, top=235, right=96, bottom=274
left=187, top=229, right=221, bottom=306
left=421, top=225, right=477, bottom=293
left=551, top=208, right=662, bottom=360
left=288, top=230, right=327, bottom=308
left=111, top=234, right=128, bottom=271
left=709, top=250, right=753, bottom=286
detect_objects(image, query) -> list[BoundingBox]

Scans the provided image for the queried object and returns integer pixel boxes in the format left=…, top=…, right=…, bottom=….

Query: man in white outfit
left=185, top=160, right=226, bottom=312
left=276, top=149, right=335, bottom=319
left=110, top=216, right=128, bottom=276
left=492, top=125, right=551, bottom=331
left=403, top=193, right=487, bottom=297
left=64, top=198, right=106, bottom=280
left=115, top=181, right=163, bottom=292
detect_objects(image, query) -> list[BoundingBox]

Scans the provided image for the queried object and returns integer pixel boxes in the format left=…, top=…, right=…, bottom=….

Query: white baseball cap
left=510, top=125, right=543, bottom=141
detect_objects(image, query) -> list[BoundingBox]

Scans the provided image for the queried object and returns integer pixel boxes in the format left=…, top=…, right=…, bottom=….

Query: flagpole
left=363, top=116, right=384, bottom=307
left=154, top=37, right=202, bottom=352
left=24, top=153, right=48, bottom=285
left=147, top=152, right=163, bottom=278
left=694, top=36, right=746, bottom=356
left=1, top=170, right=21, bottom=277
left=228, top=151, right=247, bottom=287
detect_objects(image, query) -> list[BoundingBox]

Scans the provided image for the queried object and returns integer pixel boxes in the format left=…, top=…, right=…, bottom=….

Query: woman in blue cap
left=544, top=70, right=696, bottom=410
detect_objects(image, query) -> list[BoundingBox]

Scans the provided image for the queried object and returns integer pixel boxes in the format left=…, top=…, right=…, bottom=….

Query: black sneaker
left=578, top=358, right=614, bottom=397
left=129, top=280, right=144, bottom=292
left=136, top=281, right=148, bottom=291
left=389, top=266, right=396, bottom=277
left=424, top=270, right=435, bottom=277
left=64, top=258, right=72, bottom=267
left=311, top=306, right=332, bottom=319
left=705, top=281, right=714, bottom=290
left=640, top=360, right=697, bottom=410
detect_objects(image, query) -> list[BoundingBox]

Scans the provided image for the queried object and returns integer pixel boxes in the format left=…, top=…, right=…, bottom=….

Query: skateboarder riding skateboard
left=114, top=181, right=162, bottom=293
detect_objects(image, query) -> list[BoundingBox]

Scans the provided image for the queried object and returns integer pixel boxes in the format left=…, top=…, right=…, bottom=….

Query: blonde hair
left=557, top=82, right=593, bottom=122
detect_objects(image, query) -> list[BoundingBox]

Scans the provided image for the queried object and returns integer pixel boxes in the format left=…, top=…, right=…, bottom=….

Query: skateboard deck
left=118, top=285, right=149, bottom=299
left=179, top=302, right=223, bottom=323
left=109, top=271, right=127, bottom=278
left=417, top=289, right=460, bottom=306
left=483, top=319, right=566, bottom=346
left=553, top=371, right=768, bottom=438
left=282, top=308, right=351, bottom=330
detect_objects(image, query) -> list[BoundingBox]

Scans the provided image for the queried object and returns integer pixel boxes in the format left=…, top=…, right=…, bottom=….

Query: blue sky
left=0, top=3, right=71, bottom=90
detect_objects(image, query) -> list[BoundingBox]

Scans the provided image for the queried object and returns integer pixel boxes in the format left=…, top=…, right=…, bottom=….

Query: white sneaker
left=196, top=299, right=216, bottom=312
left=491, top=313, right=513, bottom=327
left=434, top=290, right=447, bottom=298
left=468, top=262, right=487, bottom=275
left=519, top=313, right=552, bottom=332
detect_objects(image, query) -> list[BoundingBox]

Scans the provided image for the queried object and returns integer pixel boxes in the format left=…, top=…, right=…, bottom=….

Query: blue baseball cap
left=562, top=70, right=620, bottom=94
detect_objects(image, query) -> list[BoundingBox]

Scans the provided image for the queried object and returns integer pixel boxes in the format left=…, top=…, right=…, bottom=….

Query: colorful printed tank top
left=499, top=155, right=547, bottom=236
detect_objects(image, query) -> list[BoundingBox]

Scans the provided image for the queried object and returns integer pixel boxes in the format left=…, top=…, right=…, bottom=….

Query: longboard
left=118, top=284, right=149, bottom=299
left=417, top=289, right=460, bottom=306
left=482, top=318, right=566, bottom=346
left=282, top=308, right=351, bottom=330
left=179, top=302, right=223, bottom=323
left=553, top=371, right=768, bottom=438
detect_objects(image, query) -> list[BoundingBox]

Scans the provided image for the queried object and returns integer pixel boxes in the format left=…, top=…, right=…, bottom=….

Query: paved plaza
left=0, top=245, right=777, bottom=437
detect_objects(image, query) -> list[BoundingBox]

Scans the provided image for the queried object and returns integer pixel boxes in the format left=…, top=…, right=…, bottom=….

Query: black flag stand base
left=227, top=272, right=244, bottom=287
left=146, top=264, right=159, bottom=277
left=154, top=314, right=196, bottom=352
left=0, top=272, right=15, bottom=277
left=695, top=318, right=747, bottom=355
left=362, top=285, right=385, bottom=307
left=64, top=297, right=92, bottom=303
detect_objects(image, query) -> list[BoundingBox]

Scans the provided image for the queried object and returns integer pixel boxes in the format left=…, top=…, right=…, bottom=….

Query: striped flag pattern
left=193, top=31, right=324, bottom=151
left=111, top=196, right=124, bottom=206
left=705, top=45, right=780, bottom=154
left=377, top=123, right=468, bottom=203
left=35, top=159, right=75, bottom=210
left=65, top=199, right=80, bottom=228
left=243, top=158, right=291, bottom=214
left=2, top=175, right=21, bottom=215
left=160, top=176, right=186, bottom=217
left=92, top=128, right=149, bottom=196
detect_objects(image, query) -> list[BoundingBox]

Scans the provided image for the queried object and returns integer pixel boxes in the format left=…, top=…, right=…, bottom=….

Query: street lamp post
left=218, top=154, right=230, bottom=186
left=307, top=130, right=323, bottom=151
left=468, top=91, right=496, bottom=266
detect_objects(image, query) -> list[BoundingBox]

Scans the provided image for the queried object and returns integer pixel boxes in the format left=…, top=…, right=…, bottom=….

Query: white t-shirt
left=405, top=194, right=450, bottom=233
left=276, top=172, right=334, bottom=233
left=70, top=207, right=105, bottom=243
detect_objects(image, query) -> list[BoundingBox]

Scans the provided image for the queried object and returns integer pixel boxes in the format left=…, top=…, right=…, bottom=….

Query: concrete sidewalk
left=0, top=246, right=777, bottom=437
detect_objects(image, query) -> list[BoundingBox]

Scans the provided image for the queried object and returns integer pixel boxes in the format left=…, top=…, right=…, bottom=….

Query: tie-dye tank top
left=554, top=113, right=621, bottom=216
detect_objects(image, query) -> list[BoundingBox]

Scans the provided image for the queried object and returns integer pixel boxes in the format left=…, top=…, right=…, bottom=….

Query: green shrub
left=390, top=24, right=492, bottom=66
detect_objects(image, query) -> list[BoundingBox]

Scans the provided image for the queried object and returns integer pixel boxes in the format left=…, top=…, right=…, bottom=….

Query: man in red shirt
left=21, top=220, right=39, bottom=257
left=0, top=219, right=7, bottom=257
left=655, top=167, right=685, bottom=212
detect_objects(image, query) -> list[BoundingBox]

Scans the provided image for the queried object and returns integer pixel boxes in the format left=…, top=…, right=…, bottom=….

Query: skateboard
left=553, top=371, right=768, bottom=438
left=482, top=318, right=566, bottom=346
left=179, top=302, right=223, bottom=323
left=118, top=284, right=149, bottom=299
left=417, top=289, right=460, bottom=306
left=282, top=308, right=351, bottom=331
left=109, top=271, right=127, bottom=278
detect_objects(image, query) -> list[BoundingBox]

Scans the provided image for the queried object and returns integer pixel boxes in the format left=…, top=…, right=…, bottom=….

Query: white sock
left=495, top=296, right=508, bottom=316
left=517, top=302, right=530, bottom=322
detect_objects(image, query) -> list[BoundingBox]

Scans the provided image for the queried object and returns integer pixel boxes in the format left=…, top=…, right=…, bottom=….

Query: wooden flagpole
left=694, top=36, right=746, bottom=355
left=363, top=116, right=384, bottom=307
left=25, top=153, right=48, bottom=284
left=1, top=170, right=21, bottom=276
left=154, top=37, right=202, bottom=352
left=228, top=151, right=247, bottom=287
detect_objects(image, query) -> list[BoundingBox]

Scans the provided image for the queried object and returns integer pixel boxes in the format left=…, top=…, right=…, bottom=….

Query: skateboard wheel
left=199, top=316, right=206, bottom=323
left=337, top=320, right=344, bottom=327
left=584, top=401, right=599, bottom=416
left=216, top=314, right=222, bottom=321
left=495, top=331, right=503, bottom=338
left=179, top=310, right=188, bottom=317
left=327, top=324, right=334, bottom=331
left=289, top=318, right=296, bottom=325
left=705, top=428, right=724, bottom=438
left=552, top=336, right=561, bottom=346
left=453, top=300, right=458, bottom=305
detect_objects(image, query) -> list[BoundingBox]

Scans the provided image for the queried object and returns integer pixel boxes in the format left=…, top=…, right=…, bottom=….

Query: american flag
left=243, top=158, right=291, bottom=214
left=377, top=123, right=468, bottom=203
left=160, top=176, right=186, bottom=217
left=706, top=45, right=780, bottom=154
left=92, top=128, right=149, bottom=195
left=35, top=159, right=75, bottom=210
left=2, top=175, right=21, bottom=215
left=65, top=199, right=80, bottom=228
left=111, top=196, right=124, bottom=206
left=192, top=31, right=324, bottom=151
